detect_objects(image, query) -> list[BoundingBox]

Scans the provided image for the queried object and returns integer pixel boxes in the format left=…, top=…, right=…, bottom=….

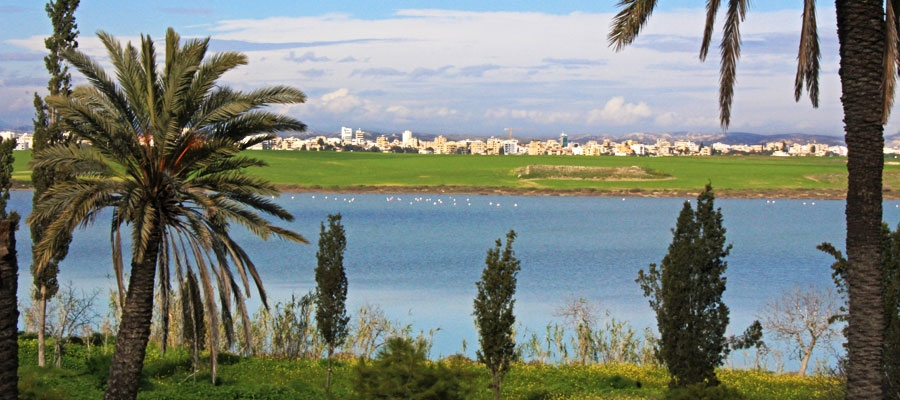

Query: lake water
left=12, top=190, right=900, bottom=368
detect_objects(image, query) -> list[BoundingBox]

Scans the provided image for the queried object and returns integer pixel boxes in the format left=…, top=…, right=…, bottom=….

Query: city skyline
left=1, top=1, right=894, bottom=137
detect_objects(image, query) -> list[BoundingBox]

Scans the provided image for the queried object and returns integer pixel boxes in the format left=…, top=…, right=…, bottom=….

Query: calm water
left=12, top=190, right=900, bottom=366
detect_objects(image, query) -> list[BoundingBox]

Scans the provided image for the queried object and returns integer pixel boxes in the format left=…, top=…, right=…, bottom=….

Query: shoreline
left=16, top=181, right=897, bottom=200
left=273, top=184, right=871, bottom=200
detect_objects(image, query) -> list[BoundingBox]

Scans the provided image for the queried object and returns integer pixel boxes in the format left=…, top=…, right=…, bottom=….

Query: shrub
left=665, top=383, right=747, bottom=400
left=353, top=337, right=475, bottom=399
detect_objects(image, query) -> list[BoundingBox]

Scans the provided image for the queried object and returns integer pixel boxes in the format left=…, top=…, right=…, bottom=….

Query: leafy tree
left=819, top=222, right=900, bottom=397
left=0, top=136, right=19, bottom=400
left=609, top=2, right=896, bottom=396
left=353, top=337, right=475, bottom=400
left=315, top=213, right=349, bottom=393
left=31, top=0, right=79, bottom=368
left=29, top=28, right=308, bottom=399
left=473, top=230, right=520, bottom=400
left=636, top=184, right=730, bottom=388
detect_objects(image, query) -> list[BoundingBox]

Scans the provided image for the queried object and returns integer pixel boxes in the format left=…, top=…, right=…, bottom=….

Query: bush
left=353, top=337, right=475, bottom=399
left=665, top=383, right=747, bottom=400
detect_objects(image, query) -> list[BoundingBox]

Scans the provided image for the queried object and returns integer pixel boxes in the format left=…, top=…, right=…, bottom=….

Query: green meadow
left=15, top=149, right=900, bottom=197
left=17, top=339, right=843, bottom=400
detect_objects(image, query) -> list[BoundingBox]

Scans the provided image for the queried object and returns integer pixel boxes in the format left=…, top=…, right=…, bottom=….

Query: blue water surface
left=13, top=190, right=900, bottom=368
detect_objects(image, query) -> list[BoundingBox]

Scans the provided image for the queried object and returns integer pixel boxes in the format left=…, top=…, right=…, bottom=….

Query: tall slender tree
left=474, top=230, right=520, bottom=400
left=31, top=0, right=79, bottom=368
left=30, top=28, right=308, bottom=399
left=636, top=184, right=730, bottom=388
left=609, top=1, right=894, bottom=397
left=315, top=213, right=349, bottom=393
left=0, top=137, right=19, bottom=400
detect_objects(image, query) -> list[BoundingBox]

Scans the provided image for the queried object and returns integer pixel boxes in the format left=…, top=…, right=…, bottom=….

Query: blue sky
left=0, top=1, right=878, bottom=137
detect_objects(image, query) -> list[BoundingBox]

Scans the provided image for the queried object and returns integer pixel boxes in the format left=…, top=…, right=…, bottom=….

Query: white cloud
left=317, top=88, right=365, bottom=114
left=1, top=5, right=853, bottom=136
left=587, top=97, right=653, bottom=125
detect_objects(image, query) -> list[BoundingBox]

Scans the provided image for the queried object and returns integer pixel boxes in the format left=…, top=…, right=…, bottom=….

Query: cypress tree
left=30, top=0, right=79, bottom=368
left=636, top=184, right=730, bottom=387
left=315, top=213, right=349, bottom=393
left=474, top=230, right=520, bottom=400
left=0, top=136, right=18, bottom=400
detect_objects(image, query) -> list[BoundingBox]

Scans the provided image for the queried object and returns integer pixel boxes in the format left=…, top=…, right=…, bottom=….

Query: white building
left=402, top=130, right=413, bottom=147
left=341, top=126, right=353, bottom=143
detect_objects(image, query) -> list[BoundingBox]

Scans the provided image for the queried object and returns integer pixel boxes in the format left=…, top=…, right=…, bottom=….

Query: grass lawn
left=15, top=149, right=900, bottom=197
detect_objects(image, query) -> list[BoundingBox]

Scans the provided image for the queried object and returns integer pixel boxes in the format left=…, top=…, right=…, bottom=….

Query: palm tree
left=609, top=1, right=892, bottom=398
left=29, top=28, right=309, bottom=399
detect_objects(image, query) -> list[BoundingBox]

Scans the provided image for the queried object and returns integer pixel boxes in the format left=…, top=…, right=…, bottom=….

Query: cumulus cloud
left=587, top=97, right=653, bottom=125
left=317, top=88, right=366, bottom=114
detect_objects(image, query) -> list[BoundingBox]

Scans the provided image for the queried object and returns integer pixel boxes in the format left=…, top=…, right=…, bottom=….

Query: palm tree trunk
left=104, top=229, right=161, bottom=400
left=835, top=1, right=886, bottom=398
left=0, top=219, right=19, bottom=400
left=38, top=289, right=46, bottom=367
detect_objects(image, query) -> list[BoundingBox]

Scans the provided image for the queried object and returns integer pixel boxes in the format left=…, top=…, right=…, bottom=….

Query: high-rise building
left=402, top=130, right=413, bottom=146
left=341, top=126, right=353, bottom=143
left=560, top=132, right=568, bottom=148
left=355, top=129, right=365, bottom=144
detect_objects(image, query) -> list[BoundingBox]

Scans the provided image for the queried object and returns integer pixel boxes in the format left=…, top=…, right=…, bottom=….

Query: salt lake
left=12, top=190, right=900, bottom=368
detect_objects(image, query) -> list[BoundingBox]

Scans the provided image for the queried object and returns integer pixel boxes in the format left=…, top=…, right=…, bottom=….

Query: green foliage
left=353, top=337, right=475, bottom=400
left=16, top=336, right=848, bottom=399
left=271, top=292, right=317, bottom=359
left=0, top=137, right=16, bottom=220
left=819, top=221, right=900, bottom=397
left=474, top=230, right=521, bottom=399
left=315, top=213, right=349, bottom=392
left=315, top=213, right=349, bottom=354
left=636, top=184, right=731, bottom=388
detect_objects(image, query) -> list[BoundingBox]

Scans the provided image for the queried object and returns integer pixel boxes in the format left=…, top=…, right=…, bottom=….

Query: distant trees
left=636, top=184, right=730, bottom=388
left=473, top=230, right=520, bottom=400
left=315, top=213, right=349, bottom=393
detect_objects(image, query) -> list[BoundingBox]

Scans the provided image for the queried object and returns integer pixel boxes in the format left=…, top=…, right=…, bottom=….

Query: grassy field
left=14, top=149, right=900, bottom=198
left=17, top=339, right=843, bottom=400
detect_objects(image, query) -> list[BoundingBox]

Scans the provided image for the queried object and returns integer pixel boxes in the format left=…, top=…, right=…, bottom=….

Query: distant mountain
left=566, top=131, right=845, bottom=146
left=885, top=133, right=900, bottom=148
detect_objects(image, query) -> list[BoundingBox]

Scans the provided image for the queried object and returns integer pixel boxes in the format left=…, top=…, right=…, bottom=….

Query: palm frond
left=884, top=0, right=900, bottom=123
left=700, top=0, right=722, bottom=61
left=717, top=0, right=748, bottom=129
left=607, top=0, right=659, bottom=52
left=795, top=0, right=821, bottom=108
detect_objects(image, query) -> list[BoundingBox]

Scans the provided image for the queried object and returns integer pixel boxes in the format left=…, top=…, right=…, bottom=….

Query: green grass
left=17, top=339, right=843, bottom=400
left=246, top=151, right=856, bottom=191
left=16, top=149, right=897, bottom=196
